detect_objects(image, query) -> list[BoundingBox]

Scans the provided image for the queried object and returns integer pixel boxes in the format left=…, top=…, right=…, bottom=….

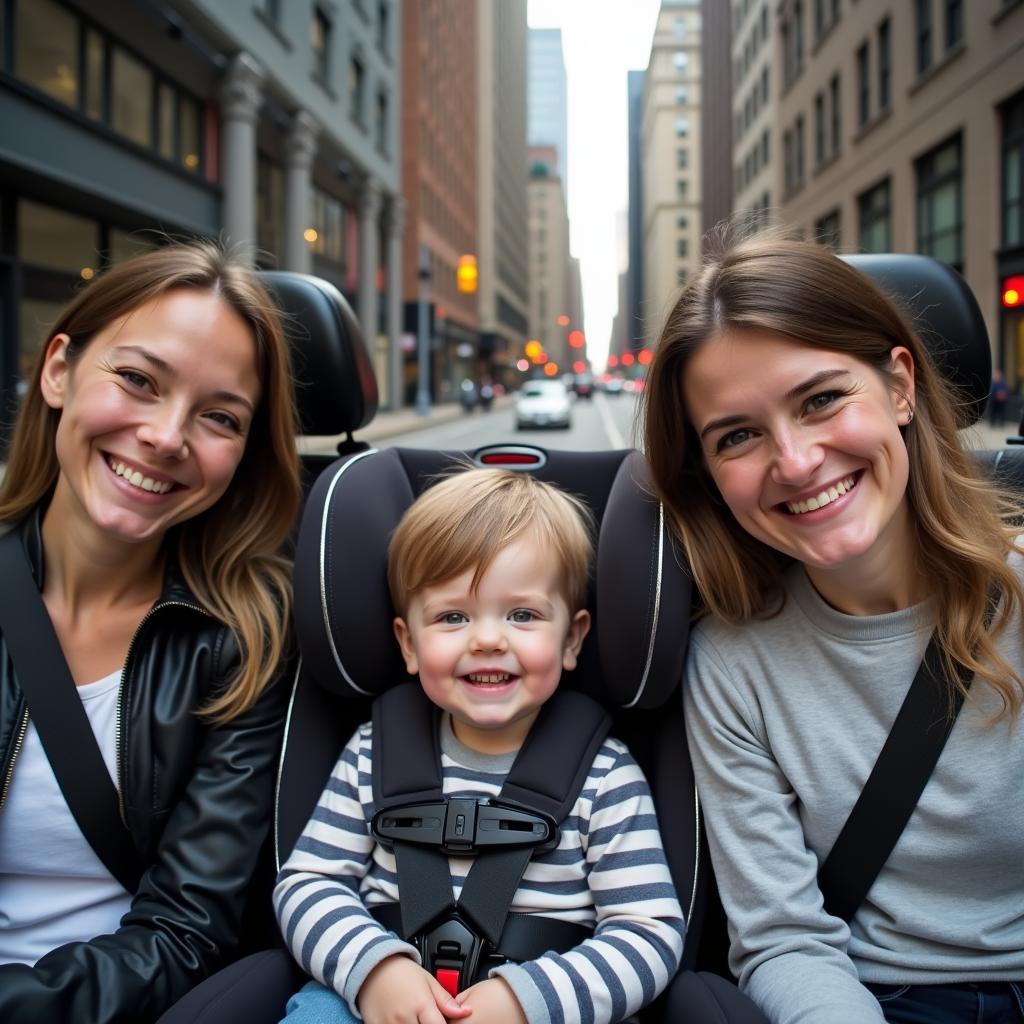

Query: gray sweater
left=684, top=561, right=1024, bottom=1024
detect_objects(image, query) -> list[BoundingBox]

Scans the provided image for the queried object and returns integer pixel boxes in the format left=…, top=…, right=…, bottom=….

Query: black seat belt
left=0, top=531, right=144, bottom=894
left=369, top=681, right=610, bottom=992
left=817, top=632, right=971, bottom=922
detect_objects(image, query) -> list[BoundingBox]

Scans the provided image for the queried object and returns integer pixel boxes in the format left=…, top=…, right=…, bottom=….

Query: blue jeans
left=280, top=981, right=359, bottom=1024
left=867, top=982, right=1024, bottom=1023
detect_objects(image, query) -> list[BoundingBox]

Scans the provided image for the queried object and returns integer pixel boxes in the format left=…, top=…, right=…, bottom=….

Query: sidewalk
left=297, top=395, right=514, bottom=455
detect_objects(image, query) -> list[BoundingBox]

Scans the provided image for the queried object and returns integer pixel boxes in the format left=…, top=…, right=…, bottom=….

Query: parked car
left=515, top=379, right=572, bottom=430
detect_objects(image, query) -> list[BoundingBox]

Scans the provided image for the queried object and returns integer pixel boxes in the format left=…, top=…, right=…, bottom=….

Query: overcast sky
left=526, top=0, right=661, bottom=368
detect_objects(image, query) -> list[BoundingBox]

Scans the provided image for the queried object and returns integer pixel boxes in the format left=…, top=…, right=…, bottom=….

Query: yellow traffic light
left=524, top=340, right=542, bottom=362
left=457, top=254, right=478, bottom=294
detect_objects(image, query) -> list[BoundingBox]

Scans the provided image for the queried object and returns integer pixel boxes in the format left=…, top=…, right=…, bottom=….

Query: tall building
left=775, top=0, right=1024, bottom=381
left=0, top=0, right=405, bottom=420
left=400, top=0, right=479, bottom=405
left=702, top=0, right=734, bottom=233
left=527, top=28, right=569, bottom=183
left=625, top=69, right=646, bottom=355
left=641, top=0, right=704, bottom=343
left=527, top=146, right=576, bottom=371
left=477, top=0, right=530, bottom=387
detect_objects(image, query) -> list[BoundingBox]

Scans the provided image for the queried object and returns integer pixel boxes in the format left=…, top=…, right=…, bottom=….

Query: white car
left=515, top=380, right=572, bottom=430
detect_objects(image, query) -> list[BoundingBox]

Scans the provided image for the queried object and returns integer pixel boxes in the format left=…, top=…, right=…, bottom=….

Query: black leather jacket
left=0, top=512, right=289, bottom=1023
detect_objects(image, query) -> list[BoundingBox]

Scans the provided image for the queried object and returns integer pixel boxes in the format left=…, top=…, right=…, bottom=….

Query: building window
left=257, top=156, right=284, bottom=265
left=814, top=92, right=825, bottom=167
left=676, top=86, right=689, bottom=105
left=677, top=238, right=689, bottom=258
left=675, top=117, right=690, bottom=137
left=1001, top=90, right=1024, bottom=248
left=877, top=18, right=892, bottom=111
left=858, top=178, right=891, bottom=252
left=312, top=8, right=331, bottom=82
left=815, top=208, right=841, bottom=250
left=783, top=0, right=805, bottom=88
left=677, top=213, right=689, bottom=228
left=349, top=54, right=365, bottom=124
left=375, top=90, right=389, bottom=155
left=784, top=129, right=793, bottom=192
left=857, top=42, right=870, bottom=127
left=9, top=1, right=204, bottom=175
left=916, top=135, right=963, bottom=271
left=795, top=114, right=805, bottom=185
left=916, top=0, right=932, bottom=76
left=945, top=0, right=963, bottom=50
left=829, top=74, right=841, bottom=158
left=311, top=186, right=346, bottom=266
left=263, top=0, right=281, bottom=24
left=677, top=268, right=688, bottom=286
left=14, top=0, right=79, bottom=107
left=677, top=147, right=689, bottom=169
left=111, top=48, right=153, bottom=149
left=677, top=179, right=688, bottom=200
left=762, top=128, right=770, bottom=164
left=377, top=1, right=390, bottom=55
left=673, top=51, right=689, bottom=72
left=674, top=15, right=687, bottom=37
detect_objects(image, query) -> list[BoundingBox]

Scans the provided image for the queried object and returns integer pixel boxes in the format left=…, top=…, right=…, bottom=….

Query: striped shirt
left=273, top=714, right=685, bottom=1024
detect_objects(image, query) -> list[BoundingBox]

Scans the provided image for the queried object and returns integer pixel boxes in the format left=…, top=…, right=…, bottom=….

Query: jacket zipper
left=115, top=598, right=208, bottom=827
left=0, top=709, right=30, bottom=812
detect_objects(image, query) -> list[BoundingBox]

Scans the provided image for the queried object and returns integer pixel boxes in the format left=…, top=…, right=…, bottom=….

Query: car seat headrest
left=260, top=271, right=378, bottom=438
left=842, top=254, right=990, bottom=426
left=292, top=447, right=691, bottom=711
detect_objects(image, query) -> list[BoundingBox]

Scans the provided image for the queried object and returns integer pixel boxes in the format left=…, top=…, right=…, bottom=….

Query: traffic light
left=525, top=340, right=543, bottom=362
left=1003, top=275, right=1024, bottom=308
left=457, top=254, right=478, bottom=294
left=568, top=330, right=585, bottom=349
left=638, top=349, right=653, bottom=366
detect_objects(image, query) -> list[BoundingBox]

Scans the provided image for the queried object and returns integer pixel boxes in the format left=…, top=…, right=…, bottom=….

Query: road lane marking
left=594, top=391, right=626, bottom=449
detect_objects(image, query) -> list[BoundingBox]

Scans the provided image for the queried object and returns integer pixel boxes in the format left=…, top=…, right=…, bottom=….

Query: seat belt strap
left=818, top=632, right=971, bottom=922
left=0, top=531, right=143, bottom=894
left=373, top=685, right=452, bottom=938
left=456, top=689, right=611, bottom=945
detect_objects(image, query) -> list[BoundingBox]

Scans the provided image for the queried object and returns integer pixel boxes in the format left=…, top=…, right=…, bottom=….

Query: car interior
left=156, top=255, right=1017, bottom=1024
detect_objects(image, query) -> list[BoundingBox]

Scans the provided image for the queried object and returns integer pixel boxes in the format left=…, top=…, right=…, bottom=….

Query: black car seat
left=158, top=254, right=1002, bottom=1024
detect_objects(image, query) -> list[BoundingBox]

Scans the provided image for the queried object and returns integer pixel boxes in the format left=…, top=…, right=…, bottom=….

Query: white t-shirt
left=0, top=668, right=132, bottom=965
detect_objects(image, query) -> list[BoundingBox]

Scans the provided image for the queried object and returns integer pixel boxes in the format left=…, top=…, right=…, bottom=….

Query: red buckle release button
left=436, top=968, right=461, bottom=997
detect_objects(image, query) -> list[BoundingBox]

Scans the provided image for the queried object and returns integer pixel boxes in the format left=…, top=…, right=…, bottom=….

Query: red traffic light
left=621, top=352, right=635, bottom=366
left=568, top=330, right=585, bottom=348
left=1004, top=275, right=1024, bottom=308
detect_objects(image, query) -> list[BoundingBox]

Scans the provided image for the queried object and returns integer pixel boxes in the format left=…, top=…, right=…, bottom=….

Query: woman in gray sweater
left=642, top=235, right=1024, bottom=1024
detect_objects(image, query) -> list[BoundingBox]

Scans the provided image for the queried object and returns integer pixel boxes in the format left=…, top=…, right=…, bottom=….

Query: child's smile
left=394, top=535, right=590, bottom=755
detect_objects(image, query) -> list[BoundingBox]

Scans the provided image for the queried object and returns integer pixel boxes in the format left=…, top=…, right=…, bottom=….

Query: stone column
left=220, top=53, right=264, bottom=263
left=358, top=177, right=384, bottom=371
left=383, top=196, right=407, bottom=410
left=282, top=110, right=319, bottom=274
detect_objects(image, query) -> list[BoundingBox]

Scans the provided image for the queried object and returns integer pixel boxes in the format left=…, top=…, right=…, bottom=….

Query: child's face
left=394, top=536, right=590, bottom=755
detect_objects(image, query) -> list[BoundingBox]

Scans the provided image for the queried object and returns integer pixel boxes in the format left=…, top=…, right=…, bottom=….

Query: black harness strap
left=371, top=682, right=611, bottom=963
left=457, top=689, right=612, bottom=946
left=373, top=686, right=453, bottom=938
left=0, top=531, right=143, bottom=894
left=818, top=632, right=971, bottom=922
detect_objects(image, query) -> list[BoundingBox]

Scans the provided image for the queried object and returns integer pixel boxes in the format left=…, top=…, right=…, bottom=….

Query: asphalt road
left=374, top=391, right=643, bottom=452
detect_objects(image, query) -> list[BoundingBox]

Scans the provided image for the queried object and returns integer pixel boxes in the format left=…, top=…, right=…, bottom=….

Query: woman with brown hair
left=643, top=235, right=1024, bottom=1023
left=0, top=240, right=300, bottom=1021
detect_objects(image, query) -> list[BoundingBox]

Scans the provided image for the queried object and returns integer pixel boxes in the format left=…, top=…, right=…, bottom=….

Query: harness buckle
left=420, top=916, right=483, bottom=996
left=372, top=797, right=557, bottom=854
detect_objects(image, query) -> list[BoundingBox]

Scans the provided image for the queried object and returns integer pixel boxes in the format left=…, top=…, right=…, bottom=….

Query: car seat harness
left=368, top=681, right=611, bottom=994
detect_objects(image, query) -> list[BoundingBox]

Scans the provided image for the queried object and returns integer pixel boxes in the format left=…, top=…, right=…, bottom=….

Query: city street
left=374, top=390, right=641, bottom=452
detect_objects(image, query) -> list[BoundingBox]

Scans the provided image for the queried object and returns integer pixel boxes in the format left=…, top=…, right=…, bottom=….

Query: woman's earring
left=905, top=408, right=914, bottom=424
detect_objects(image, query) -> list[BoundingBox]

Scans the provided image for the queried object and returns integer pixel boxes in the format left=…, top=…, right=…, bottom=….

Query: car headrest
left=293, top=446, right=692, bottom=711
left=842, top=254, right=990, bottom=426
left=260, top=271, right=378, bottom=437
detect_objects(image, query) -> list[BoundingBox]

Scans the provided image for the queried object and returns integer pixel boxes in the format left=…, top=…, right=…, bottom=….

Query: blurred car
left=603, top=377, right=624, bottom=396
left=572, top=372, right=595, bottom=399
left=515, top=379, right=572, bottom=430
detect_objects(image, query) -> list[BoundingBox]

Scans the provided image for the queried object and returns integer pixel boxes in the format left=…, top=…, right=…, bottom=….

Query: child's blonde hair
left=387, top=468, right=594, bottom=615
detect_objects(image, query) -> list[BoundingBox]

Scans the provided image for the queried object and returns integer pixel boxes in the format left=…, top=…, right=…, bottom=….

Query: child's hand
left=454, top=977, right=527, bottom=1024
left=358, top=955, right=472, bottom=1024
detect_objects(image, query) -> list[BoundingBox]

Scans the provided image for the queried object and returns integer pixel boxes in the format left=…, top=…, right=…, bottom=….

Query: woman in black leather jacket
left=0, top=241, right=300, bottom=1022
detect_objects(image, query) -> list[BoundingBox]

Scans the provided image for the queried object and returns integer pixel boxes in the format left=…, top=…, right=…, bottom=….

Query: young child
left=273, top=468, right=685, bottom=1024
